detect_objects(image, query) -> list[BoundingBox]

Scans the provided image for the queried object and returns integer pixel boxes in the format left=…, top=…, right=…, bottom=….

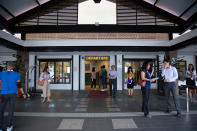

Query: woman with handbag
left=127, top=66, right=135, bottom=96
left=140, top=61, right=155, bottom=118
left=40, top=66, right=51, bottom=103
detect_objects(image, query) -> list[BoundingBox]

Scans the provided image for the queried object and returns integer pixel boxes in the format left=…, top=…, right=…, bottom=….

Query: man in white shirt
left=108, top=65, right=118, bottom=97
left=162, top=59, right=181, bottom=117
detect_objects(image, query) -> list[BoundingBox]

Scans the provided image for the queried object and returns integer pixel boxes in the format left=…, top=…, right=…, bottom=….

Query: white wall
left=117, top=54, right=123, bottom=90
left=78, top=0, right=116, bottom=24
left=73, top=54, right=79, bottom=90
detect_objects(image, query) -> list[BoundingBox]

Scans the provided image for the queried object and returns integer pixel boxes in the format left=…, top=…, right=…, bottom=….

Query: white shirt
left=162, top=66, right=178, bottom=82
left=108, top=70, right=118, bottom=79
left=186, top=70, right=196, bottom=80
left=39, top=72, right=50, bottom=81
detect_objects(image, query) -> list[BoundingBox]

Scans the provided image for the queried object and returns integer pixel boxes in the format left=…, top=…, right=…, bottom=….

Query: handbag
left=137, top=79, right=146, bottom=87
left=38, top=79, right=45, bottom=86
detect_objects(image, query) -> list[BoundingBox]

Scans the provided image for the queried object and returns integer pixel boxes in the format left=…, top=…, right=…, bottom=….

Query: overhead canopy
left=0, top=0, right=196, bottom=33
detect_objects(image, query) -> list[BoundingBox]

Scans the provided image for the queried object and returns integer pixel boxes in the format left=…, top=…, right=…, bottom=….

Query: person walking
left=162, top=59, right=181, bottom=117
left=40, top=66, right=51, bottom=103
left=108, top=65, right=118, bottom=97
left=91, top=67, right=96, bottom=89
left=0, top=62, right=26, bottom=131
left=186, top=64, right=196, bottom=102
left=127, top=66, right=135, bottom=96
left=140, top=61, right=155, bottom=118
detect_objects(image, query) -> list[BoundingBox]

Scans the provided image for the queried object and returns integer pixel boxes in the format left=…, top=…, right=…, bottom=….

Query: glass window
left=48, top=62, right=55, bottom=83
left=124, top=59, right=156, bottom=84
left=39, top=62, right=47, bottom=75
left=55, top=62, right=63, bottom=83
left=63, top=62, right=71, bottom=84
left=39, top=60, right=71, bottom=84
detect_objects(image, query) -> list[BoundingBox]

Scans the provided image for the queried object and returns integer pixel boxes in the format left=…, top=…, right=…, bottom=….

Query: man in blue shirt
left=0, top=62, right=26, bottom=131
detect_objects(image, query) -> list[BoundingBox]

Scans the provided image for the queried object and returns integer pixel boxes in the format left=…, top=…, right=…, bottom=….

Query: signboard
left=85, top=56, right=110, bottom=61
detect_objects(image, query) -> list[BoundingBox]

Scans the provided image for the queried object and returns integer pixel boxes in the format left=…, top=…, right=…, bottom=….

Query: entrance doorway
left=85, top=58, right=110, bottom=90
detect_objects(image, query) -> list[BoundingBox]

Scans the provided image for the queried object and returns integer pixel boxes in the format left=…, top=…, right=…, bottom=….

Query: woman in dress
left=127, top=66, right=135, bottom=96
left=40, top=66, right=51, bottom=103
left=186, top=64, right=196, bottom=102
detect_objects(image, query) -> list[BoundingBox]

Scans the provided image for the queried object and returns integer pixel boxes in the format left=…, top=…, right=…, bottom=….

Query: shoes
left=145, top=114, right=152, bottom=119
left=176, top=113, right=181, bottom=118
left=165, top=110, right=172, bottom=113
left=7, top=126, right=13, bottom=131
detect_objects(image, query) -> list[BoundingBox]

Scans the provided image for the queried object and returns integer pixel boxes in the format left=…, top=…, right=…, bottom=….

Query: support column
left=73, top=54, right=79, bottom=90
left=16, top=50, right=29, bottom=94
left=28, top=54, right=35, bottom=90
left=116, top=54, right=123, bottom=90
left=80, top=55, right=85, bottom=90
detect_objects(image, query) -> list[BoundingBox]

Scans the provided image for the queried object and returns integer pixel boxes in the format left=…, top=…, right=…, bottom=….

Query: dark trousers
left=102, top=78, right=107, bottom=89
left=91, top=79, right=96, bottom=88
left=109, top=79, right=117, bottom=96
left=164, top=82, right=181, bottom=114
left=141, top=88, right=150, bottom=116
left=0, top=94, right=17, bottom=129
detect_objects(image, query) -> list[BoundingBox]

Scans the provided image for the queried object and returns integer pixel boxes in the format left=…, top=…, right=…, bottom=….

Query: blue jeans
left=0, top=94, right=17, bottom=129
left=109, top=79, right=117, bottom=96
left=102, top=78, right=107, bottom=89
left=141, top=88, right=150, bottom=116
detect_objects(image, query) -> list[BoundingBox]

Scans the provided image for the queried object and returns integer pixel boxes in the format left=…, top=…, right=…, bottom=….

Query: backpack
left=101, top=69, right=107, bottom=79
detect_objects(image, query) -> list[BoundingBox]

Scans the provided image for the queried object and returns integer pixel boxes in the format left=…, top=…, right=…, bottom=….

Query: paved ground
left=2, top=90, right=197, bottom=131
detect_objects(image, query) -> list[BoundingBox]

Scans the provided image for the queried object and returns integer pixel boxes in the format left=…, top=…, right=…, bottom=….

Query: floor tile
left=58, top=119, right=84, bottom=130
left=112, top=118, right=138, bottom=129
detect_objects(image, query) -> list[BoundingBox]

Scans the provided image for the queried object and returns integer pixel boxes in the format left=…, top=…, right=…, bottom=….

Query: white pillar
left=80, top=55, right=85, bottom=90
left=73, top=54, right=79, bottom=90
left=29, top=54, right=35, bottom=89
left=116, top=54, right=123, bottom=90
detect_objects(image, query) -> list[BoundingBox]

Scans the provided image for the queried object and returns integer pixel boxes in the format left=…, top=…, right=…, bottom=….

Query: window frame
left=39, top=59, right=72, bottom=84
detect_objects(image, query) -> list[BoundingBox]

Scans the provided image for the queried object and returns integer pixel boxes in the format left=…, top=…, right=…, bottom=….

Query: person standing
left=186, top=64, right=196, bottom=102
left=0, top=62, right=26, bottom=131
left=162, top=59, right=181, bottom=117
left=100, top=65, right=107, bottom=91
left=91, top=67, right=96, bottom=89
left=108, top=65, right=118, bottom=97
left=127, top=66, right=135, bottom=96
left=140, top=61, right=155, bottom=118
left=40, top=66, right=51, bottom=103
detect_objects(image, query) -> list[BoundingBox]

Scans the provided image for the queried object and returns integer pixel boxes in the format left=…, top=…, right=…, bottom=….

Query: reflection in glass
left=55, top=62, right=63, bottom=83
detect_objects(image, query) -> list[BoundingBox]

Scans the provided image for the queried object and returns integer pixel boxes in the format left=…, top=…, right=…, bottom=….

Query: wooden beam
left=131, top=0, right=186, bottom=26
left=154, top=0, right=160, bottom=6
left=12, top=25, right=184, bottom=33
